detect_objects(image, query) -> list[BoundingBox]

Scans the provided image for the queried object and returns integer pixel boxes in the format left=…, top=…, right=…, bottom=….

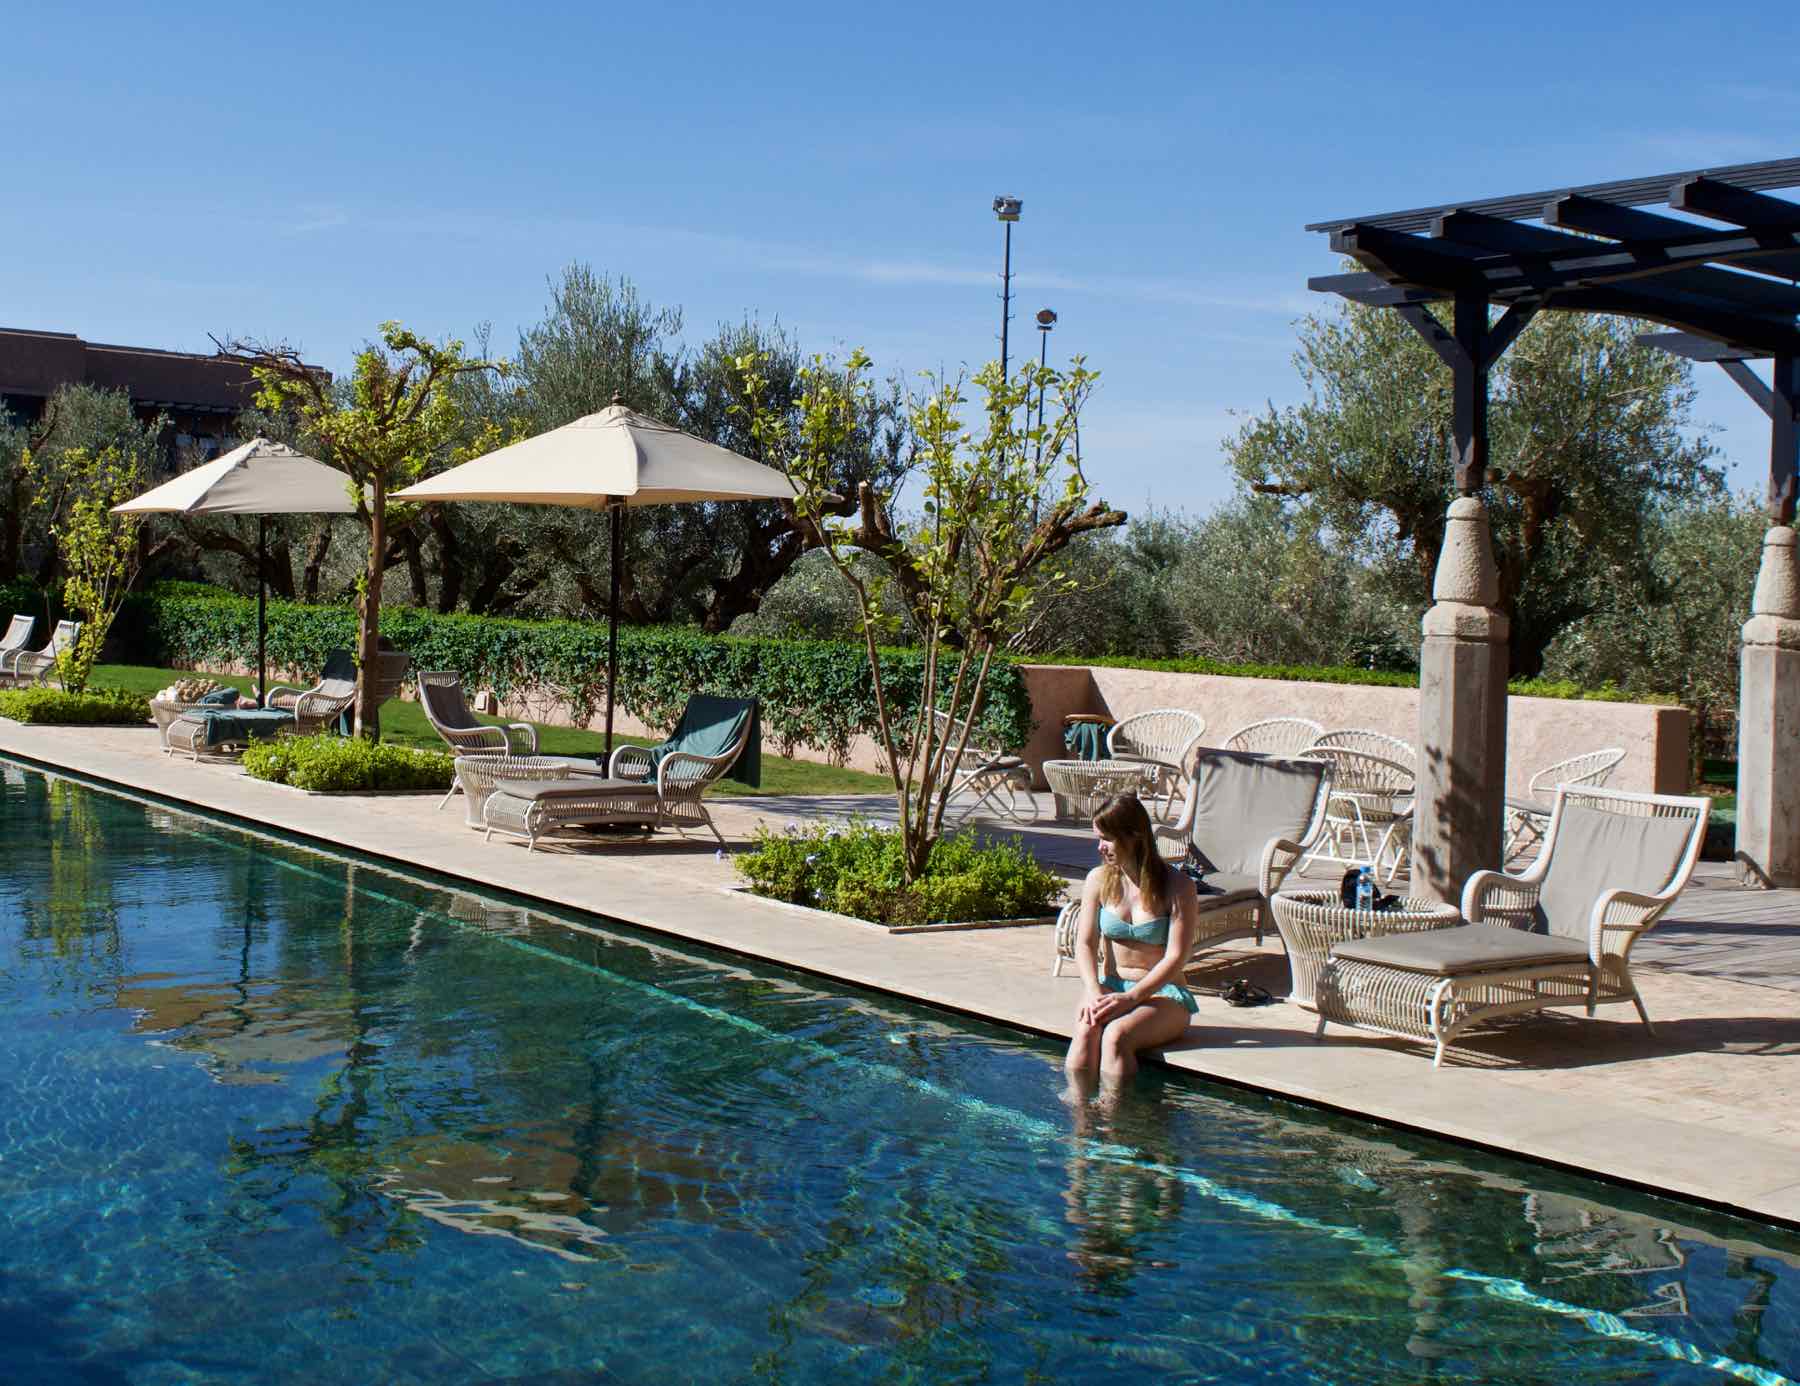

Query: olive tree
left=232, top=324, right=503, bottom=737
left=741, top=351, right=1123, bottom=882
left=1229, top=302, right=1721, bottom=675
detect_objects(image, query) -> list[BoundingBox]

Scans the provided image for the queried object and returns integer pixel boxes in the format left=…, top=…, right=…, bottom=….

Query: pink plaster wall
left=1021, top=664, right=1689, bottom=798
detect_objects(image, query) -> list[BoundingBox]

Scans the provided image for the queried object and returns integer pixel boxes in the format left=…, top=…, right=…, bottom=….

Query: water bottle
left=1354, top=866, right=1374, bottom=913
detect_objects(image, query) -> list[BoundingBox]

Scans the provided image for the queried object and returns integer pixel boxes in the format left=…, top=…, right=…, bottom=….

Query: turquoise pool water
left=2, top=760, right=1797, bottom=1384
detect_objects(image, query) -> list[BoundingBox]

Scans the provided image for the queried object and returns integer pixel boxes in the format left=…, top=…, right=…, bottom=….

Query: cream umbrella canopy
left=114, top=437, right=364, bottom=706
left=392, top=401, right=798, bottom=752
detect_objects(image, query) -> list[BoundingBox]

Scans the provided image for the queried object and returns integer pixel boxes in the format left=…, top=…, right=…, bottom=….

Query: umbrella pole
left=257, top=515, right=268, bottom=708
left=604, top=502, right=622, bottom=758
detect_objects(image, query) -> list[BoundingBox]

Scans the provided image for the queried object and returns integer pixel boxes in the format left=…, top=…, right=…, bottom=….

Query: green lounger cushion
left=1331, top=922, right=1591, bottom=976
left=648, top=694, right=760, bottom=788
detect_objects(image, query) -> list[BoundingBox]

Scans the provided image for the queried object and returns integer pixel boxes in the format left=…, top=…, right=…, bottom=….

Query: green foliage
left=1544, top=494, right=1765, bottom=764
left=0, top=686, right=151, bottom=725
left=735, top=819, right=1064, bottom=925
left=1226, top=302, right=1722, bottom=676
left=22, top=444, right=148, bottom=691
left=242, top=734, right=453, bottom=792
left=115, top=587, right=1034, bottom=762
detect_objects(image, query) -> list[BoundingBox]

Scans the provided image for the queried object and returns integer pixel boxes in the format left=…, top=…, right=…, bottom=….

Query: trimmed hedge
left=1026, top=651, right=1671, bottom=704
left=118, top=585, right=1036, bottom=761
left=0, top=686, right=151, bottom=725
left=735, top=819, right=1065, bottom=925
left=242, top=734, right=453, bottom=793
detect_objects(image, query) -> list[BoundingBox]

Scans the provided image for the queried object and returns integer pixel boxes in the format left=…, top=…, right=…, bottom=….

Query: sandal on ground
left=1220, top=979, right=1273, bottom=1008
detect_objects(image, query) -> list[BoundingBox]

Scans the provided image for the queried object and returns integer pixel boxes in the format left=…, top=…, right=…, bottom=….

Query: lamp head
left=1035, top=308, right=1057, bottom=331
left=992, top=195, right=1022, bottom=222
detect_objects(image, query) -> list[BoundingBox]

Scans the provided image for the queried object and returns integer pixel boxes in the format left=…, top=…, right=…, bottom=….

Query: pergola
left=1306, top=157, right=1800, bottom=896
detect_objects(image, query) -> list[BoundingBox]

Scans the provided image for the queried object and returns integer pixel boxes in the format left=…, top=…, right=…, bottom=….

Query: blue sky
left=5, top=1, right=1797, bottom=515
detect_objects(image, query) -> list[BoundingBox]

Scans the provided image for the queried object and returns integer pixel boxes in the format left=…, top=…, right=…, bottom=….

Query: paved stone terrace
left=3, top=719, right=1798, bottom=1231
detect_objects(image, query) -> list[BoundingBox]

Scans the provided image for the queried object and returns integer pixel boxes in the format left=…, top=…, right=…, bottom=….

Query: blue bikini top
left=1098, top=904, right=1171, bottom=946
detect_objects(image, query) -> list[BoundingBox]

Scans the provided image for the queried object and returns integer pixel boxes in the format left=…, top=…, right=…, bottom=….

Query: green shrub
left=0, top=685, right=150, bottom=725
left=242, top=734, right=453, bottom=792
left=736, top=819, right=1064, bottom=925
left=117, top=585, right=1035, bottom=761
left=1028, top=651, right=1670, bottom=703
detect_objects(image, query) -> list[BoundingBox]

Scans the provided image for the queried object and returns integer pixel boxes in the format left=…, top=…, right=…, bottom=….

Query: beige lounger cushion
left=1534, top=804, right=1694, bottom=940
left=496, top=778, right=656, bottom=802
left=1188, top=872, right=1260, bottom=914
left=1187, top=750, right=1327, bottom=879
left=1331, top=922, right=1590, bottom=976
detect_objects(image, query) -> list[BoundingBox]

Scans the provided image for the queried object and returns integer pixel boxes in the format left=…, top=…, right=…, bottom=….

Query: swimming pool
left=2, top=759, right=1796, bottom=1384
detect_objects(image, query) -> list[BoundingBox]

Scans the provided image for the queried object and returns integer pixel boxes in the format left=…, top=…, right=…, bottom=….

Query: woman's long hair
left=1093, top=794, right=1168, bottom=917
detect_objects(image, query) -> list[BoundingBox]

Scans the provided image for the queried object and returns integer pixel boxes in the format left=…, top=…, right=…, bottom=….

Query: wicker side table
left=151, top=699, right=201, bottom=750
left=1270, top=889, right=1461, bottom=1010
left=1042, top=758, right=1151, bottom=821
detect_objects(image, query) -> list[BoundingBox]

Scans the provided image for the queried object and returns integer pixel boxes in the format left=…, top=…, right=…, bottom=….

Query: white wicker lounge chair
left=1222, top=716, right=1324, bottom=758
left=1054, top=748, right=1332, bottom=977
left=606, top=694, right=758, bottom=847
left=0, top=619, right=80, bottom=687
left=1106, top=708, right=1206, bottom=820
left=1299, top=746, right=1415, bottom=884
left=930, top=707, right=1039, bottom=824
left=1504, top=747, right=1626, bottom=863
left=266, top=650, right=359, bottom=734
left=1315, top=785, right=1710, bottom=1066
left=0, top=615, right=33, bottom=670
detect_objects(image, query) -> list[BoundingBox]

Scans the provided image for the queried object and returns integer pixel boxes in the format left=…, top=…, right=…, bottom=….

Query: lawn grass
left=90, top=663, right=893, bottom=798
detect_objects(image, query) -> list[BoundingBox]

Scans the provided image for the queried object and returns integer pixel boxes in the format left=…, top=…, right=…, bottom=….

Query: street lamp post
left=1033, top=308, right=1057, bottom=463
left=993, top=195, right=1021, bottom=383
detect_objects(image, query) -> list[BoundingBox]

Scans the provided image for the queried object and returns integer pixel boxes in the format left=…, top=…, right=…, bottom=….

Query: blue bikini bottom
left=1100, top=974, right=1198, bottom=1015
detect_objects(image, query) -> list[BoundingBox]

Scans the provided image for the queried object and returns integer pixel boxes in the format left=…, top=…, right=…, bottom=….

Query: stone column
left=1414, top=497, right=1510, bottom=906
left=1736, top=525, right=1800, bottom=888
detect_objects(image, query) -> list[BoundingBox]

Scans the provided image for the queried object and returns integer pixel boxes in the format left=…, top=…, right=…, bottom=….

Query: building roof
left=0, top=327, right=326, bottom=415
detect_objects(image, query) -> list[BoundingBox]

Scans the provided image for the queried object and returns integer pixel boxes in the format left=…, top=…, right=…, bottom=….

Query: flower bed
left=735, top=819, right=1065, bottom=926
left=0, top=687, right=151, bottom=725
left=242, top=734, right=453, bottom=793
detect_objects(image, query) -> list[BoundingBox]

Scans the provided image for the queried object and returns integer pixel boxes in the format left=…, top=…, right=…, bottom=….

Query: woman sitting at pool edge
left=1065, top=793, right=1200, bottom=1090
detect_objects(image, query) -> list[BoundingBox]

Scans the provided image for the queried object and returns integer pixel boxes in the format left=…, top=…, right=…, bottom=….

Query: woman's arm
left=1073, top=871, right=1105, bottom=998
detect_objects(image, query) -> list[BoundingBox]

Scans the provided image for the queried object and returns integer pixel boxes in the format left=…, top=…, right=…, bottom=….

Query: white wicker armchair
left=1299, top=746, right=1415, bottom=884
left=1505, top=747, right=1626, bottom=862
left=1310, top=727, right=1417, bottom=770
left=1106, top=708, right=1206, bottom=819
left=1223, top=716, right=1324, bottom=758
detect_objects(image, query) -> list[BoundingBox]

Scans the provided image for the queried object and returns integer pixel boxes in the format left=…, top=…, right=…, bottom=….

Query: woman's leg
left=1098, top=1000, right=1190, bottom=1083
left=1065, top=1014, right=1103, bottom=1081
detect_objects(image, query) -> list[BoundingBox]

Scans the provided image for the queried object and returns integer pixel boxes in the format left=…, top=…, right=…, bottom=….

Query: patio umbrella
left=392, top=400, right=798, bottom=753
left=114, top=437, right=363, bottom=706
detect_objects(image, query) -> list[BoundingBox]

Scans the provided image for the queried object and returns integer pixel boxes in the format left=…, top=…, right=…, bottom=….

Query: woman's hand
left=1079, top=990, right=1138, bottom=1026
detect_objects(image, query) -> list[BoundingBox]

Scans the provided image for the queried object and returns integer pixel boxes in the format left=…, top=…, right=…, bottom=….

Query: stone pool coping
left=4, top=717, right=1798, bottom=1235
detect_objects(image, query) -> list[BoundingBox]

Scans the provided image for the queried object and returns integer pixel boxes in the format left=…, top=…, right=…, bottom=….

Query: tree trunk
left=0, top=476, right=22, bottom=582
left=355, top=481, right=385, bottom=740
left=302, top=526, right=334, bottom=603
